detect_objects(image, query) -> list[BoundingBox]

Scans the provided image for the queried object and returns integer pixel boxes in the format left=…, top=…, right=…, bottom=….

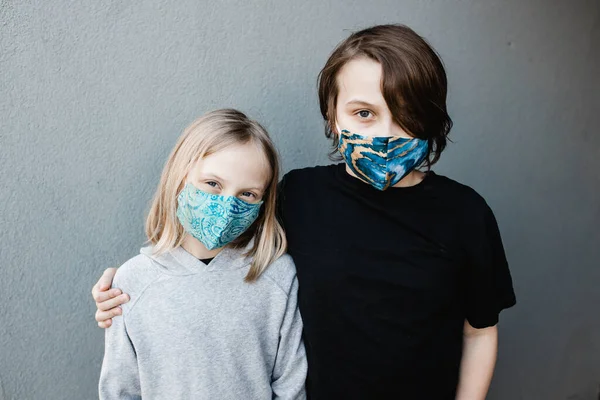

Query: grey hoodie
left=99, top=245, right=307, bottom=400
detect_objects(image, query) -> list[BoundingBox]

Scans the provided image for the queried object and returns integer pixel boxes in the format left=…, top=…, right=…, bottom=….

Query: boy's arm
left=455, top=320, right=498, bottom=400
left=98, top=304, right=141, bottom=399
left=93, top=268, right=130, bottom=328
left=271, top=275, right=307, bottom=400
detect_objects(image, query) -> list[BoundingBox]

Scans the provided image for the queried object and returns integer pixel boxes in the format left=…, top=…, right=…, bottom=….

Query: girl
left=98, top=109, right=307, bottom=399
left=94, top=25, right=516, bottom=399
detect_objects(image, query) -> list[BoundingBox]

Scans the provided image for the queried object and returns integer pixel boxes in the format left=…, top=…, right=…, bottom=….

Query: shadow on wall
left=0, top=373, right=5, bottom=400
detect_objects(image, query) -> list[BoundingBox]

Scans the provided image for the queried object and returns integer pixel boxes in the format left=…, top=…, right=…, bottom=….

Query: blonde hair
left=145, top=109, right=287, bottom=282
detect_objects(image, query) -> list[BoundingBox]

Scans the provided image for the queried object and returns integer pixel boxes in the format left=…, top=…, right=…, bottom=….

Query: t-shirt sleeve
left=463, top=201, right=516, bottom=329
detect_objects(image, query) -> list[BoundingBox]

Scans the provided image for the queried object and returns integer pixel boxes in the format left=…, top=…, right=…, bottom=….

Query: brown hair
left=318, top=24, right=452, bottom=167
left=145, top=109, right=286, bottom=282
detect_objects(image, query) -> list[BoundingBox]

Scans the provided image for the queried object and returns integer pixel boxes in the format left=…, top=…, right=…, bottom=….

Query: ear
left=327, top=119, right=341, bottom=138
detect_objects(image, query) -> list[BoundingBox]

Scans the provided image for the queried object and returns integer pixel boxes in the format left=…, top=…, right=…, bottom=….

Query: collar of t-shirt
left=333, top=162, right=436, bottom=194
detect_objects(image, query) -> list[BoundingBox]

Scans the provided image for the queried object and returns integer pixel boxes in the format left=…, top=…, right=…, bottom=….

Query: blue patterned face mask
left=176, top=184, right=263, bottom=250
left=338, top=129, right=429, bottom=191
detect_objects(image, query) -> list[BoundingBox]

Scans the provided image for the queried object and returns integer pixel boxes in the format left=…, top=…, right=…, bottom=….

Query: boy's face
left=334, top=57, right=412, bottom=139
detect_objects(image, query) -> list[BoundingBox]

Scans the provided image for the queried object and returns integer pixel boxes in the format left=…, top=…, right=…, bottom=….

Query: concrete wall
left=1, top=0, right=598, bottom=399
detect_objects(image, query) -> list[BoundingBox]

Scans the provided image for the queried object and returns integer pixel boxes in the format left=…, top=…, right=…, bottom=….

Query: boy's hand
left=92, top=268, right=129, bottom=328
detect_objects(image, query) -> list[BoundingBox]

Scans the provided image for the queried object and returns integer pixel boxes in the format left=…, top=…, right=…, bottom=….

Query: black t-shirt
left=278, top=163, right=516, bottom=400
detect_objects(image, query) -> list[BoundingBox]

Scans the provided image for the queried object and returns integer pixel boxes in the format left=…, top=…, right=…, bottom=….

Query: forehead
left=336, top=57, right=385, bottom=103
left=190, top=142, right=270, bottom=189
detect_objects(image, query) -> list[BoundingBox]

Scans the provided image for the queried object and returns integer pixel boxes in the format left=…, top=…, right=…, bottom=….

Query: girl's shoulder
left=114, top=250, right=160, bottom=284
left=259, top=253, right=298, bottom=297
left=113, top=248, right=165, bottom=313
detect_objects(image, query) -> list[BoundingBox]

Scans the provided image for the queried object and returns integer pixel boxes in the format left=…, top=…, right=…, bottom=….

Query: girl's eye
left=205, top=181, right=219, bottom=189
left=357, top=110, right=372, bottom=119
left=241, top=191, right=256, bottom=199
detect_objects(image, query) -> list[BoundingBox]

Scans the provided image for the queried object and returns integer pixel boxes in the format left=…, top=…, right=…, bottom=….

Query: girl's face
left=334, top=57, right=412, bottom=139
left=185, top=142, right=270, bottom=204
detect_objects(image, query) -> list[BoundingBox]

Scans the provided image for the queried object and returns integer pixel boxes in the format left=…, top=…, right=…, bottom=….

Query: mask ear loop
left=332, top=125, right=346, bottom=150
left=326, top=122, right=338, bottom=136
left=326, top=120, right=345, bottom=161
left=333, top=123, right=343, bottom=137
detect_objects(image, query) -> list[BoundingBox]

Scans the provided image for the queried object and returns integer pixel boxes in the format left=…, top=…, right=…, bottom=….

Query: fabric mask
left=338, top=129, right=429, bottom=191
left=176, top=184, right=263, bottom=250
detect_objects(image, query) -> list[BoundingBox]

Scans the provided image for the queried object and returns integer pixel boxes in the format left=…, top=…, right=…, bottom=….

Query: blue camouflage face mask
left=176, top=184, right=263, bottom=250
left=338, top=129, right=429, bottom=191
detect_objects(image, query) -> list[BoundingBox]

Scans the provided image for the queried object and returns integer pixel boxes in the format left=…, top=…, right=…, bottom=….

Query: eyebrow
left=345, top=99, right=378, bottom=108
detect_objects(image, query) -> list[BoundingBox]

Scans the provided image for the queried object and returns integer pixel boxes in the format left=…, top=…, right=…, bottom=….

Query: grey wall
left=1, top=0, right=598, bottom=399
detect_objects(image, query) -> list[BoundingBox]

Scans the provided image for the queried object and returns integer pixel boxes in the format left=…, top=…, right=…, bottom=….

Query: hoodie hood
left=140, top=244, right=251, bottom=276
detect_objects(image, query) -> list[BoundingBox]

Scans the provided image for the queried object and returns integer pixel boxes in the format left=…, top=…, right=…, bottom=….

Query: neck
left=344, top=165, right=426, bottom=188
left=392, top=170, right=426, bottom=188
left=181, top=235, right=222, bottom=259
